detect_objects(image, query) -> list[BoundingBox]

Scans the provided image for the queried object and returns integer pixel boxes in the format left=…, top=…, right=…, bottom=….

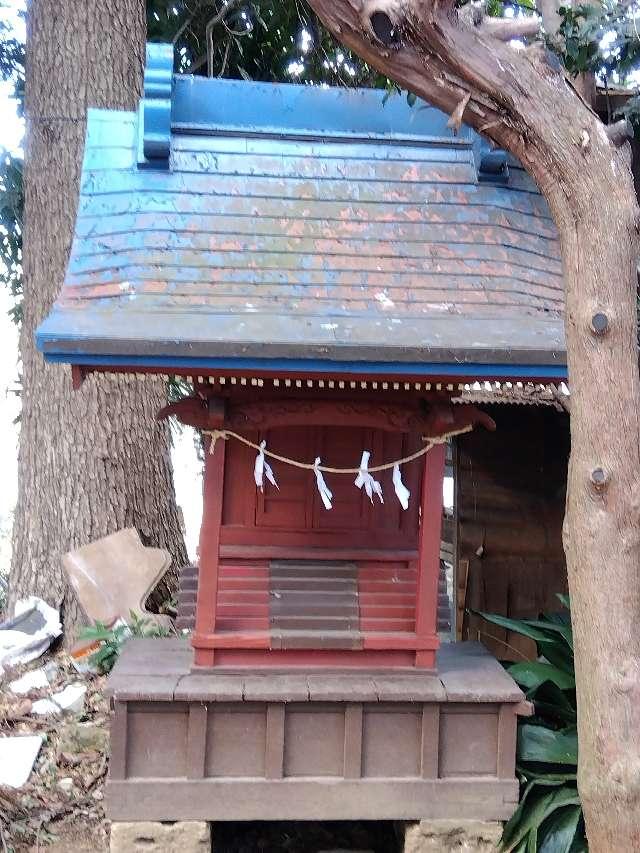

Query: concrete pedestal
left=403, top=820, right=502, bottom=853
left=110, top=821, right=211, bottom=852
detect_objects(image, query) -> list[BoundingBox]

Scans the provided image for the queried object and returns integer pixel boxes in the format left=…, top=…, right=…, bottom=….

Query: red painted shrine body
left=36, top=46, right=568, bottom=824
left=169, top=390, right=493, bottom=670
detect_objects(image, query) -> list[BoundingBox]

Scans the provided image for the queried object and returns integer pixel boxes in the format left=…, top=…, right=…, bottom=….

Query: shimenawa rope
left=202, top=424, right=473, bottom=474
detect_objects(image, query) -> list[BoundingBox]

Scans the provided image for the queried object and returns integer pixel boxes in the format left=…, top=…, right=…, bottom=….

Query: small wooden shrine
left=37, top=44, right=566, bottom=824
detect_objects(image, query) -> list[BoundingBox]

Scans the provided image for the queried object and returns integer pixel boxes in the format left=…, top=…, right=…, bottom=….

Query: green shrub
left=478, top=595, right=586, bottom=852
left=79, top=611, right=171, bottom=674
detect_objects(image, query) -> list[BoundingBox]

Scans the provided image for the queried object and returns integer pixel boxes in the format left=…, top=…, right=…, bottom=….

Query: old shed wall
left=456, top=405, right=570, bottom=659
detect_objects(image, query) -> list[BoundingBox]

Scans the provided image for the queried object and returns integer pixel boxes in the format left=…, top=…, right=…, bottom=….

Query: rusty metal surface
left=37, top=77, right=565, bottom=370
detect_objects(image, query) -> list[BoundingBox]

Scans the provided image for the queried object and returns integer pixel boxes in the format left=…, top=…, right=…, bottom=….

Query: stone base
left=403, top=820, right=502, bottom=853
left=110, top=821, right=211, bottom=852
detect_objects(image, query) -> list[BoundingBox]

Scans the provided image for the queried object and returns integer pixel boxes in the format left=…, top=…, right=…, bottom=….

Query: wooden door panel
left=222, top=424, right=421, bottom=549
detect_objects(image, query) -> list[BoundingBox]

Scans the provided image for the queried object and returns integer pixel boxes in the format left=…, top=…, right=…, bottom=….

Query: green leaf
left=517, top=767, right=577, bottom=784
left=530, top=682, right=576, bottom=725
left=508, top=661, right=575, bottom=691
left=539, top=642, right=575, bottom=675
left=502, top=786, right=580, bottom=852
left=521, top=620, right=573, bottom=649
left=539, top=805, right=582, bottom=853
left=502, top=787, right=558, bottom=851
left=556, top=594, right=571, bottom=610
left=476, top=612, right=560, bottom=644
left=518, top=725, right=578, bottom=765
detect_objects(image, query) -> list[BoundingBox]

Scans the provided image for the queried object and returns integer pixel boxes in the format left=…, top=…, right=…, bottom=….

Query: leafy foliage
left=146, top=0, right=385, bottom=88
left=0, top=148, right=22, bottom=322
left=0, top=1, right=24, bottom=322
left=555, top=1, right=640, bottom=130
left=79, top=611, right=171, bottom=674
left=477, top=597, right=586, bottom=853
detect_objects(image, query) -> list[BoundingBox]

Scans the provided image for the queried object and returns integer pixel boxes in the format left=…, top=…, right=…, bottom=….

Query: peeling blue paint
left=36, top=43, right=566, bottom=375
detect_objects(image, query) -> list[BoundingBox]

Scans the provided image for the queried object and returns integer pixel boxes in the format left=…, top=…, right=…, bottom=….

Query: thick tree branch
left=458, top=2, right=542, bottom=42
left=479, top=16, right=541, bottom=41
left=606, top=118, right=633, bottom=147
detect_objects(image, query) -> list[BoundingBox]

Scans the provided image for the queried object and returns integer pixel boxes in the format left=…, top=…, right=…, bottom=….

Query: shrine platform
left=105, top=638, right=525, bottom=823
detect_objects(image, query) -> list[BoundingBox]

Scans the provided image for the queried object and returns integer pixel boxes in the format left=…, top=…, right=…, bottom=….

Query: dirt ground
left=0, top=646, right=402, bottom=853
left=0, top=647, right=110, bottom=853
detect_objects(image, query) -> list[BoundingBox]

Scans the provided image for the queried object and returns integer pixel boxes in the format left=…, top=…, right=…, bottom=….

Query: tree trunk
left=11, top=0, right=187, bottom=636
left=304, top=2, right=640, bottom=849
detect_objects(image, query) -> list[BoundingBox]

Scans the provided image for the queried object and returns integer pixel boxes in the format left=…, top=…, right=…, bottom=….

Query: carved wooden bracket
left=157, top=395, right=495, bottom=437
left=157, top=395, right=225, bottom=429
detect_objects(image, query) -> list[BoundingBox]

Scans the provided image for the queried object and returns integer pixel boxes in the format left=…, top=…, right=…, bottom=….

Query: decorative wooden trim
left=194, top=630, right=437, bottom=653
left=158, top=394, right=495, bottom=436
left=70, top=364, right=86, bottom=390
left=109, top=701, right=128, bottom=780
left=497, top=705, right=518, bottom=779
left=456, top=558, right=470, bottom=642
left=192, top=430, right=226, bottom=667
left=343, top=703, right=364, bottom=779
left=420, top=704, right=440, bottom=779
left=265, top=704, right=285, bottom=779
left=192, top=630, right=271, bottom=650
left=186, top=704, right=208, bottom=779
left=227, top=398, right=460, bottom=433
left=362, top=633, right=439, bottom=651
left=106, top=777, right=520, bottom=822
left=212, top=648, right=416, bottom=668
left=415, top=443, right=447, bottom=667
left=219, top=545, right=419, bottom=562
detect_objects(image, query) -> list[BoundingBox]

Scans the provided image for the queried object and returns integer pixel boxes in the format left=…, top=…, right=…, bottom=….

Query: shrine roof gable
left=36, top=44, right=565, bottom=377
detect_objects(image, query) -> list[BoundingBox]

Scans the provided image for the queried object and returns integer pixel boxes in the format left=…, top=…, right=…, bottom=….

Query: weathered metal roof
left=453, top=381, right=570, bottom=411
left=36, top=44, right=566, bottom=379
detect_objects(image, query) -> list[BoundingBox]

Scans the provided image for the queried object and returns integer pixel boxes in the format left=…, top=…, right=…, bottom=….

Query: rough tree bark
left=11, top=0, right=187, bottom=634
left=304, top=1, right=640, bottom=849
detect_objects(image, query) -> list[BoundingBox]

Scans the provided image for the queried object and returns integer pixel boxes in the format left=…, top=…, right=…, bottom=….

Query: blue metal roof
left=36, top=44, right=565, bottom=378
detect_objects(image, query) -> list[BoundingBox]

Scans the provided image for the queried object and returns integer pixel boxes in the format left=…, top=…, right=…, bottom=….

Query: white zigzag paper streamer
left=313, top=457, right=333, bottom=510
left=392, top=463, right=410, bottom=510
left=254, top=440, right=279, bottom=492
left=354, top=450, right=384, bottom=504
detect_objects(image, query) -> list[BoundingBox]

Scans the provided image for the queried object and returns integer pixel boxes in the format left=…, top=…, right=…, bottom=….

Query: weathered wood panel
left=106, top=639, right=523, bottom=822
left=456, top=405, right=570, bottom=659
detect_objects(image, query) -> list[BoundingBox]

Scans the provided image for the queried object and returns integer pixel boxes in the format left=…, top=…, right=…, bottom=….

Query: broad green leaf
left=476, top=612, right=561, bottom=644
left=501, top=784, right=553, bottom=850
left=556, top=594, right=571, bottom=610
left=539, top=805, right=582, bottom=853
left=502, top=788, right=559, bottom=851
left=502, top=786, right=580, bottom=852
left=530, top=682, right=577, bottom=725
left=520, top=620, right=573, bottom=650
left=508, top=661, right=575, bottom=691
left=539, top=642, right=575, bottom=675
left=544, top=611, right=572, bottom=627
left=517, top=767, right=577, bottom=784
left=531, top=700, right=577, bottom=726
left=518, top=725, right=578, bottom=765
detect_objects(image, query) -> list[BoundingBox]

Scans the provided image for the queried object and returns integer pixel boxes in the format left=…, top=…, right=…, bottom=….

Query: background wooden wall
left=455, top=405, right=570, bottom=660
